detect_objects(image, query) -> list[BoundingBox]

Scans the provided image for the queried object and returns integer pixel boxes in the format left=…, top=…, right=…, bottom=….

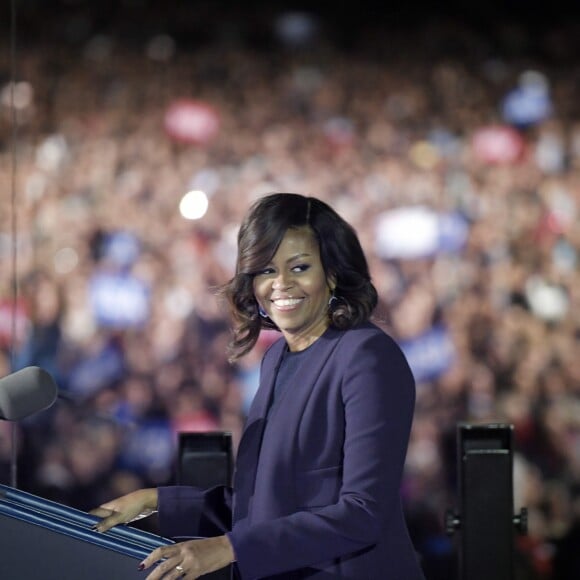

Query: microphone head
left=0, top=366, right=58, bottom=421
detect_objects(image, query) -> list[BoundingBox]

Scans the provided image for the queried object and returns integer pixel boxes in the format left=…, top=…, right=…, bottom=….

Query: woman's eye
left=257, top=267, right=275, bottom=276
left=292, top=264, right=310, bottom=273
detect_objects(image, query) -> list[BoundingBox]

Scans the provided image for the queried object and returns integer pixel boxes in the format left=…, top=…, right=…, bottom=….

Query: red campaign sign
left=471, top=125, right=526, bottom=164
left=163, top=99, right=220, bottom=145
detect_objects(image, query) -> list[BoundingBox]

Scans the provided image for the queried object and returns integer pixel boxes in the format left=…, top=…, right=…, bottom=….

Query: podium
left=0, top=483, right=174, bottom=580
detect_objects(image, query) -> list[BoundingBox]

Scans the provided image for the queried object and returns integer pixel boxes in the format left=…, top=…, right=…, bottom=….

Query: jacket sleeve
left=157, top=484, right=232, bottom=539
left=227, top=331, right=416, bottom=578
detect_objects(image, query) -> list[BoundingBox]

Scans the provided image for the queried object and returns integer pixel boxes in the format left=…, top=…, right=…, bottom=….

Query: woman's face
left=253, top=226, right=335, bottom=351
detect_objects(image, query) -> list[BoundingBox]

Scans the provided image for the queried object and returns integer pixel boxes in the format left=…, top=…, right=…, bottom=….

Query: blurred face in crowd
left=253, top=226, right=335, bottom=352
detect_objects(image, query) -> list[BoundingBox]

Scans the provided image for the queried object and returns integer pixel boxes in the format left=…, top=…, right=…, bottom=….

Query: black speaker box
left=458, top=423, right=515, bottom=580
left=177, top=431, right=234, bottom=580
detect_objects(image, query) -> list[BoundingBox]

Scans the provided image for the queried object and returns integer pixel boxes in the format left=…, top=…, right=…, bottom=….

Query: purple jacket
left=158, top=322, right=425, bottom=579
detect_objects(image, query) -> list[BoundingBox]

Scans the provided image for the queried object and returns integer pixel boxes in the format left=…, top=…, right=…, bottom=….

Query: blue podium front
left=0, top=484, right=174, bottom=579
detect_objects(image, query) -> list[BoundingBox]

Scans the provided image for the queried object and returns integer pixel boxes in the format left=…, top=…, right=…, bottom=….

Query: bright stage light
left=179, top=190, right=209, bottom=220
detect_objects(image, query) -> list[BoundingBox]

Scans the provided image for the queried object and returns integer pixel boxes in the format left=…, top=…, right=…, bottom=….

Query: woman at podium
left=91, top=194, right=424, bottom=579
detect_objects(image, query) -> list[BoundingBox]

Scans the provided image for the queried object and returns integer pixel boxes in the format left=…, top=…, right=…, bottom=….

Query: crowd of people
left=0, top=3, right=579, bottom=578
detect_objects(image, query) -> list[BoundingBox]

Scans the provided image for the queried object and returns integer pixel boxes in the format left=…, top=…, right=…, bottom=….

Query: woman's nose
left=272, top=272, right=292, bottom=289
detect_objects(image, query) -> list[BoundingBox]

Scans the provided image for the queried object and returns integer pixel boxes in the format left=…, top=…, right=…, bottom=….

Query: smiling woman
left=91, top=193, right=424, bottom=579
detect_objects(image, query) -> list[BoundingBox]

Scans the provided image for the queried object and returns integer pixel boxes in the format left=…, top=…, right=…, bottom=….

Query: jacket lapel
left=233, top=337, right=286, bottom=521
left=233, top=327, right=346, bottom=522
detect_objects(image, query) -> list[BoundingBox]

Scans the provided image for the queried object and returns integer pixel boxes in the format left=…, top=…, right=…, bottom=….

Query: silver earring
left=259, top=306, right=269, bottom=318
left=328, top=293, right=338, bottom=310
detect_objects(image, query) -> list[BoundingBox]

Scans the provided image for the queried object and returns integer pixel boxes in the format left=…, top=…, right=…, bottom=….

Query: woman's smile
left=271, top=297, right=304, bottom=311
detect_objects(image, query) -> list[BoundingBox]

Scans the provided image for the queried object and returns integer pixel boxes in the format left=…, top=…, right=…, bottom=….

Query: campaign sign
left=471, top=125, right=525, bottom=164
left=119, top=419, right=174, bottom=480
left=502, top=85, right=552, bottom=128
left=89, top=271, right=150, bottom=329
left=164, top=99, right=220, bottom=145
left=399, top=324, right=456, bottom=383
left=375, top=207, right=468, bottom=260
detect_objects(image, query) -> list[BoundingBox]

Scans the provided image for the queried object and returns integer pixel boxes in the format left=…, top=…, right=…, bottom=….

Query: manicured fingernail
left=138, top=562, right=145, bottom=571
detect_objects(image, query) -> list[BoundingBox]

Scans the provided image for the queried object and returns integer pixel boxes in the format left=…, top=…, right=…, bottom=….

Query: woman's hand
left=140, top=536, right=235, bottom=579
left=89, top=488, right=158, bottom=533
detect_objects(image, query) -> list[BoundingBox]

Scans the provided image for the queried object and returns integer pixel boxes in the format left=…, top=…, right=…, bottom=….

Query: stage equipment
left=445, top=423, right=527, bottom=580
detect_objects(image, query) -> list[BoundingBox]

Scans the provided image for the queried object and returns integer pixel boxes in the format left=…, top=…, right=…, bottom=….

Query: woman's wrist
left=221, top=534, right=236, bottom=563
left=147, top=488, right=159, bottom=510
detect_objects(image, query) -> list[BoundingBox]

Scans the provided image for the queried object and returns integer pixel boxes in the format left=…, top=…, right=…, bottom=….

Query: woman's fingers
left=141, top=546, right=195, bottom=580
left=92, top=510, right=130, bottom=533
left=89, top=489, right=158, bottom=532
left=87, top=506, right=114, bottom=518
left=141, top=537, right=234, bottom=579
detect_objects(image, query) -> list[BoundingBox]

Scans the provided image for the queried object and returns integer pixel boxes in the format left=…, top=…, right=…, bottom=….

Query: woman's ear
left=327, top=273, right=337, bottom=292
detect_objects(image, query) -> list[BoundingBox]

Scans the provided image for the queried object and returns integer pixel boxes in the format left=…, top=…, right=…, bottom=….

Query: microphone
left=0, top=366, right=58, bottom=421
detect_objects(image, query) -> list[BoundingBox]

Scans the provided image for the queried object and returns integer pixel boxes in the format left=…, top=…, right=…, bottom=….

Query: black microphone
left=0, top=366, right=58, bottom=421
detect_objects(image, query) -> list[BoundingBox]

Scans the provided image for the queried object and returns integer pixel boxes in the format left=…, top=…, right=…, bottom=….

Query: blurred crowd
left=0, top=4, right=579, bottom=579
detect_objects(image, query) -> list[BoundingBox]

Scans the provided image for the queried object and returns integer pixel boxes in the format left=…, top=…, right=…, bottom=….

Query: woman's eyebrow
left=285, top=253, right=311, bottom=264
left=261, top=253, right=311, bottom=269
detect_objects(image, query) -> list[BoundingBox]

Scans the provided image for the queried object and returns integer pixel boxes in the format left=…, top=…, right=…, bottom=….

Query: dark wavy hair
left=220, top=193, right=378, bottom=361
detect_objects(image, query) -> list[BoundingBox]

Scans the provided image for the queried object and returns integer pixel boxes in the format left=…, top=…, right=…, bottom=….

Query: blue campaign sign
left=375, top=207, right=468, bottom=261
left=102, top=231, right=141, bottom=267
left=502, top=85, right=552, bottom=128
left=89, top=271, right=150, bottom=328
left=399, top=325, right=456, bottom=383
left=119, top=419, right=175, bottom=479
left=67, top=339, right=125, bottom=398
left=437, top=211, right=469, bottom=254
